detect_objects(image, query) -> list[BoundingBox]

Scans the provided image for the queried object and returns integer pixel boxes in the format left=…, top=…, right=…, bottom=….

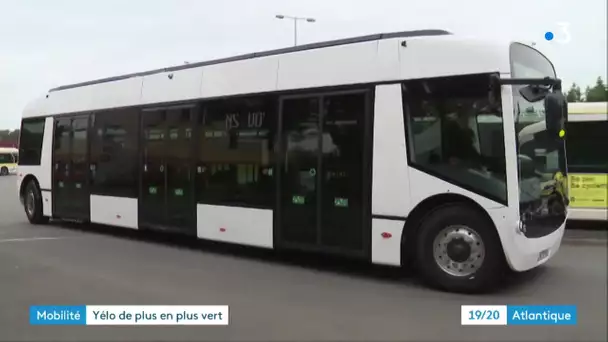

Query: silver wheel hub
left=433, top=225, right=485, bottom=277
left=26, top=191, right=35, bottom=217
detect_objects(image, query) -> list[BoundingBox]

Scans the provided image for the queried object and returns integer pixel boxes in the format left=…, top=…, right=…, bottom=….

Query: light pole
left=275, top=14, right=316, bottom=46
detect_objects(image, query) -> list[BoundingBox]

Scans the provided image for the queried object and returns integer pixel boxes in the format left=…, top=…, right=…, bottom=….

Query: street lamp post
left=275, top=14, right=316, bottom=46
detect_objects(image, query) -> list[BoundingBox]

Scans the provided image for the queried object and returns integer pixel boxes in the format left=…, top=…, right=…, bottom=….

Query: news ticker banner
left=30, top=306, right=229, bottom=325
left=29, top=304, right=576, bottom=326
left=461, top=305, right=577, bottom=325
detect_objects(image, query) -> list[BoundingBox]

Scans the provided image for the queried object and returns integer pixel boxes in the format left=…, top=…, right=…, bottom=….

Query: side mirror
left=519, top=84, right=550, bottom=103
left=544, top=91, right=566, bottom=135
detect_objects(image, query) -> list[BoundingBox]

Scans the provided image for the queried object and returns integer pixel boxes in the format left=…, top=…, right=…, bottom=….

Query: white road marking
left=0, top=237, right=75, bottom=244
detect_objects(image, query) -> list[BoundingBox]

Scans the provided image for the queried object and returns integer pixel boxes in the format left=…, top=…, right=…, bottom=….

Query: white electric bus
left=565, top=102, right=607, bottom=222
left=17, top=30, right=569, bottom=293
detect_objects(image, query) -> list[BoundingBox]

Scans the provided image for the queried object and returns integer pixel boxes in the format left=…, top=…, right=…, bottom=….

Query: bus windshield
left=510, top=43, right=568, bottom=235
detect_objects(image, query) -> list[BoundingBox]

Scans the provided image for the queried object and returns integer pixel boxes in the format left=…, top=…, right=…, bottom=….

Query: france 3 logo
left=544, top=22, right=571, bottom=44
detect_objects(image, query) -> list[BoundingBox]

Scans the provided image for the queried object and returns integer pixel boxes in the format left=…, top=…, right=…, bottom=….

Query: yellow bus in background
left=566, top=102, right=608, bottom=222
left=0, top=147, right=18, bottom=176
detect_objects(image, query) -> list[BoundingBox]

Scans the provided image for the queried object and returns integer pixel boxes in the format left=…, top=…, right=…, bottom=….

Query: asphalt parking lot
left=1, top=175, right=606, bottom=341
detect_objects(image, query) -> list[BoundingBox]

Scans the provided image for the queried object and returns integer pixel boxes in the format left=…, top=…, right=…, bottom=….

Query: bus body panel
left=371, top=218, right=405, bottom=266
left=399, top=37, right=510, bottom=80
left=498, top=73, right=522, bottom=226
left=197, top=204, right=274, bottom=249
left=371, top=84, right=411, bottom=218
left=200, top=55, right=279, bottom=99
left=43, top=77, right=143, bottom=117
left=22, top=97, right=46, bottom=120
left=505, top=221, right=565, bottom=271
left=276, top=40, right=396, bottom=91
left=567, top=113, right=608, bottom=122
left=90, top=195, right=139, bottom=229
left=369, top=84, right=410, bottom=266
left=141, top=67, right=205, bottom=105
left=568, top=207, right=608, bottom=221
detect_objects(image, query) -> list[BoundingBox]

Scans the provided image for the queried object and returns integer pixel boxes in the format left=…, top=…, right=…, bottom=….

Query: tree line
left=0, top=129, right=20, bottom=147
left=565, top=76, right=608, bottom=102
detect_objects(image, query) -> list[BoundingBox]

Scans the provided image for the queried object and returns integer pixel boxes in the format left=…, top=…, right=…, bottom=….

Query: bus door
left=277, top=91, right=371, bottom=257
left=52, top=116, right=91, bottom=220
left=139, top=105, right=196, bottom=235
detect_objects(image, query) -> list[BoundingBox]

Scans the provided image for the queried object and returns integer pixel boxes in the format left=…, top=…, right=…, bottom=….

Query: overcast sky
left=1, top=0, right=606, bottom=129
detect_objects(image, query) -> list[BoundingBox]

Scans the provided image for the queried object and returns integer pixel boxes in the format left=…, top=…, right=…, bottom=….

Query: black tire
left=23, top=181, right=49, bottom=225
left=0, top=167, right=8, bottom=176
left=415, top=203, right=506, bottom=293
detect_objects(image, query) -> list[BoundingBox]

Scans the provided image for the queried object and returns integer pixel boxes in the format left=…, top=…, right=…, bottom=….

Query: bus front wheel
left=415, top=203, right=505, bottom=293
left=0, top=167, right=8, bottom=176
left=24, top=181, right=49, bottom=225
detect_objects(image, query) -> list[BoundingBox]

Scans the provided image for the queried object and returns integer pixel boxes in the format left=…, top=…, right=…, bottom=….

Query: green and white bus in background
left=17, top=30, right=569, bottom=293
left=565, top=102, right=607, bottom=222
left=0, top=147, right=19, bottom=176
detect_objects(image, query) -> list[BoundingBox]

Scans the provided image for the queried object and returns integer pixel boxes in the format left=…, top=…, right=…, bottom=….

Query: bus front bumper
left=504, top=220, right=566, bottom=272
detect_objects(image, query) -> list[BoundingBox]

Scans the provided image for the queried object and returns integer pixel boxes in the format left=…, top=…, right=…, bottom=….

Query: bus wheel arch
left=0, top=166, right=8, bottom=176
left=19, top=175, right=49, bottom=225
left=20, top=174, right=38, bottom=201
left=400, top=193, right=507, bottom=292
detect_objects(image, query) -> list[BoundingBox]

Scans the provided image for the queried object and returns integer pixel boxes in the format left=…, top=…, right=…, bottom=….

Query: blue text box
left=30, top=305, right=87, bottom=325
left=507, top=305, right=577, bottom=325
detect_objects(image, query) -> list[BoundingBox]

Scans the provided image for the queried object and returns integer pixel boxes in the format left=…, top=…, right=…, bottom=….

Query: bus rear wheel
left=24, top=181, right=49, bottom=225
left=0, top=167, right=8, bottom=176
left=415, top=203, right=505, bottom=293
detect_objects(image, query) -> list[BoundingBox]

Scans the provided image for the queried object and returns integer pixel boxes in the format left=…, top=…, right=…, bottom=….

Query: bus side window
left=401, top=74, right=508, bottom=204
left=19, top=118, right=46, bottom=166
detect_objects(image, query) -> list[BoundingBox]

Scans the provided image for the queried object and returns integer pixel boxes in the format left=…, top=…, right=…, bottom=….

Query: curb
left=562, top=238, right=607, bottom=246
